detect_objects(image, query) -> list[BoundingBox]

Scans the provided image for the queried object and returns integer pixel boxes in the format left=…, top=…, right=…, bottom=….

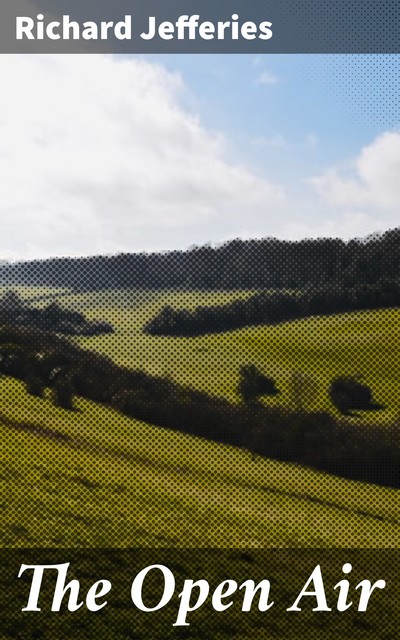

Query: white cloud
left=255, top=70, right=278, bottom=86
left=0, top=55, right=398, bottom=261
left=293, top=131, right=400, bottom=241
left=251, top=55, right=279, bottom=85
left=280, top=211, right=383, bottom=242
left=0, top=55, right=287, bottom=259
left=311, top=131, right=400, bottom=211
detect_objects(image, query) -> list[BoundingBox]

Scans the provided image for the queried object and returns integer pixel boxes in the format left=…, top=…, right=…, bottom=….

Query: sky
left=0, top=53, right=399, bottom=259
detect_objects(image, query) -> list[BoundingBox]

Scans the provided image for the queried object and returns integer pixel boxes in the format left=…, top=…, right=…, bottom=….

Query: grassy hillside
left=54, top=290, right=400, bottom=423
left=0, top=376, right=399, bottom=548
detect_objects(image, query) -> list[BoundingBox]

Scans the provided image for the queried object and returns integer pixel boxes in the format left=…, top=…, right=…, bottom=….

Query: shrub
left=238, top=364, right=279, bottom=406
left=329, top=375, right=373, bottom=415
left=52, top=376, right=75, bottom=410
left=25, top=375, right=45, bottom=398
left=0, top=344, right=29, bottom=379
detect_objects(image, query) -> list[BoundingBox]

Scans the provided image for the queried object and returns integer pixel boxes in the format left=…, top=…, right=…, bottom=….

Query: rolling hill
left=52, top=289, right=400, bottom=423
left=0, top=286, right=398, bottom=637
left=0, top=375, right=399, bottom=549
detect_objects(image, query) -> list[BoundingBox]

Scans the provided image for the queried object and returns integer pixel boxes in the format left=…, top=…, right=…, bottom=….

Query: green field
left=0, top=287, right=399, bottom=551
left=0, top=376, right=399, bottom=548
left=54, top=289, right=400, bottom=423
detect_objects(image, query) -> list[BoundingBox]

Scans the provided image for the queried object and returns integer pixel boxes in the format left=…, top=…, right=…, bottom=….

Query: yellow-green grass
left=0, top=376, right=399, bottom=548
left=52, top=290, right=400, bottom=424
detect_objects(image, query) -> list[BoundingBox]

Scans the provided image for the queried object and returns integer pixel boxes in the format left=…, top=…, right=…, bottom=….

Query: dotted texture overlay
left=1, top=549, right=399, bottom=638
left=0, top=235, right=398, bottom=635
left=303, top=54, right=400, bottom=127
left=1, top=0, right=400, bottom=53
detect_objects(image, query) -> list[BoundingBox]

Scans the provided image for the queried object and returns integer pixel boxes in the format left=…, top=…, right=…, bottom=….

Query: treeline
left=0, top=325, right=398, bottom=489
left=0, top=292, right=114, bottom=337
left=144, top=278, right=400, bottom=336
left=0, top=228, right=399, bottom=291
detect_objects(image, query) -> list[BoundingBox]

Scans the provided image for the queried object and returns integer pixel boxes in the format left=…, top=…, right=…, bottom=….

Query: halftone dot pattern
left=302, top=55, right=400, bottom=127
left=0, top=237, right=398, bottom=637
left=2, top=0, right=400, bottom=53
left=288, top=0, right=400, bottom=53
left=1, top=549, right=400, bottom=638
left=0, top=236, right=398, bottom=552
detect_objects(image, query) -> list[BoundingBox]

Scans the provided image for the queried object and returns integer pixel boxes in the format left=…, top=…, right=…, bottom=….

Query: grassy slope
left=59, top=290, right=400, bottom=423
left=0, top=288, right=398, bottom=637
left=0, top=376, right=399, bottom=548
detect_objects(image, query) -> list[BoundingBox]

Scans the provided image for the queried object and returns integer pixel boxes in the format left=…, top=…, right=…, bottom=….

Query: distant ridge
left=0, top=228, right=398, bottom=291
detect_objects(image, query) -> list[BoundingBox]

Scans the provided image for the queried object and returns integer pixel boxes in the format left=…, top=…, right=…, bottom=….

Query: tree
left=0, top=291, right=24, bottom=312
left=238, top=364, right=279, bottom=406
left=329, top=375, right=374, bottom=415
left=25, top=375, right=45, bottom=398
left=52, top=375, right=75, bottom=410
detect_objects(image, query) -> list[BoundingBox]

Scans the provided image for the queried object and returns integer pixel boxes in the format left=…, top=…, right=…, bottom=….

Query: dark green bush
left=329, top=375, right=374, bottom=415
left=25, top=375, right=45, bottom=398
left=52, top=376, right=75, bottom=410
left=0, top=324, right=397, bottom=488
left=238, top=364, right=279, bottom=405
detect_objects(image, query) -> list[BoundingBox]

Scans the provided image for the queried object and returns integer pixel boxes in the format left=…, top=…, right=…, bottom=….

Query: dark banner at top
left=1, top=0, right=400, bottom=53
